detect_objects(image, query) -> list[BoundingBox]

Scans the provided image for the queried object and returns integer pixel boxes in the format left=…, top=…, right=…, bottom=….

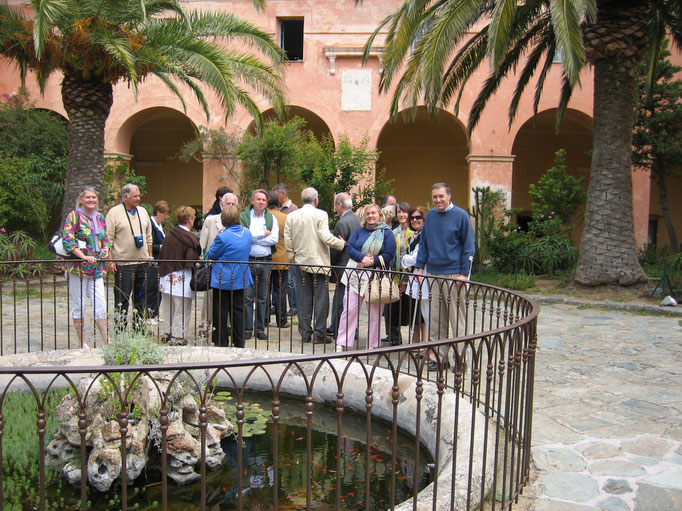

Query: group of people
left=61, top=182, right=475, bottom=366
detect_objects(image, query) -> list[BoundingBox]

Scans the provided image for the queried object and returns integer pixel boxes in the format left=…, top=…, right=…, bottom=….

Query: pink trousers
left=336, top=288, right=385, bottom=349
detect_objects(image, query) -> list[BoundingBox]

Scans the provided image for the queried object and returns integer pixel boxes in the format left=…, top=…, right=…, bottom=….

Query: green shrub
left=101, top=331, right=164, bottom=366
left=529, top=148, right=585, bottom=225
left=0, top=231, right=46, bottom=278
left=1, top=388, right=69, bottom=509
left=671, top=252, right=682, bottom=271
left=499, top=272, right=536, bottom=291
left=470, top=186, right=507, bottom=271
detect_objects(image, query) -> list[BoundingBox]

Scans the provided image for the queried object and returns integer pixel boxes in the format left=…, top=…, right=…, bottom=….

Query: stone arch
left=247, top=105, right=333, bottom=142
left=33, top=107, right=68, bottom=123
left=376, top=107, right=470, bottom=209
left=242, top=106, right=334, bottom=201
left=511, top=108, right=593, bottom=235
left=120, top=107, right=203, bottom=211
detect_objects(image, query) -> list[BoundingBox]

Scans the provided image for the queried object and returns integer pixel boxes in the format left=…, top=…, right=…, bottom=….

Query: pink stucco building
left=1, top=0, right=680, bottom=247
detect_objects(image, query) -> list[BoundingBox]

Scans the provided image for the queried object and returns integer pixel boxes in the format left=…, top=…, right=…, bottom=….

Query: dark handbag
left=190, top=263, right=210, bottom=292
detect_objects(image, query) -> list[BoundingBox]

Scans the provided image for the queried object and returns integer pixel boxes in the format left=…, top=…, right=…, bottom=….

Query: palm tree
left=366, top=0, right=682, bottom=286
left=0, top=0, right=286, bottom=220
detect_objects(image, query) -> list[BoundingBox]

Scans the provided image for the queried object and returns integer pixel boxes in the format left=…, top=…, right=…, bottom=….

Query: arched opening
left=511, top=109, right=593, bottom=238
left=243, top=106, right=333, bottom=202
left=376, top=108, right=469, bottom=209
left=125, top=108, right=202, bottom=211
left=255, top=105, right=333, bottom=142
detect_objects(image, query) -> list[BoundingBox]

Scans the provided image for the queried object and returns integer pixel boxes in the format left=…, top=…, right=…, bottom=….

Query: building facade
left=1, top=0, right=680, bottom=247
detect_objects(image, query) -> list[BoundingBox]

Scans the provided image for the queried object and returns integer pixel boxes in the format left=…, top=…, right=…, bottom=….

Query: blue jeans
left=244, top=258, right=271, bottom=335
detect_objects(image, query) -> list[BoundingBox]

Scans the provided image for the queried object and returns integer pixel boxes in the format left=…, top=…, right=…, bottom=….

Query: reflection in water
left=143, top=392, right=433, bottom=510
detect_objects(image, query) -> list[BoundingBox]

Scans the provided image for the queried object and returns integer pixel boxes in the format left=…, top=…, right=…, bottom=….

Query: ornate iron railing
left=0, top=259, right=538, bottom=510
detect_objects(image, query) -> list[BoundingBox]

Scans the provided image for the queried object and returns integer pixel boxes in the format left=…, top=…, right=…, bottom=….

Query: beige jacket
left=269, top=208, right=289, bottom=270
left=105, top=204, right=152, bottom=263
left=199, top=213, right=224, bottom=254
left=284, top=204, right=345, bottom=275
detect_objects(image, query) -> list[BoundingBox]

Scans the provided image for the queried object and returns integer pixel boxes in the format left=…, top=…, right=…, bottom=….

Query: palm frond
left=419, top=0, right=487, bottom=106
left=555, top=72, right=574, bottom=130
left=487, top=0, right=518, bottom=68
left=549, top=0, right=585, bottom=85
left=362, top=11, right=393, bottom=64
left=151, top=70, right=190, bottom=113
left=375, top=0, right=430, bottom=91
left=184, top=10, right=285, bottom=64
left=441, top=28, right=488, bottom=108
left=508, top=29, right=553, bottom=127
left=32, top=0, right=68, bottom=58
left=645, top=16, right=665, bottom=98
left=89, top=27, right=139, bottom=84
left=468, top=7, right=551, bottom=131
left=532, top=44, right=559, bottom=123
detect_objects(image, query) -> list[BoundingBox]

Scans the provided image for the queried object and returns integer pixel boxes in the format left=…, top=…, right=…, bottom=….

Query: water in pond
left=5, top=390, right=433, bottom=510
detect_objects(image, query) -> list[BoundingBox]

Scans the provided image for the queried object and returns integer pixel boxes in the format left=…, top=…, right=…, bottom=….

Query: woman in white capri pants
left=62, top=186, right=111, bottom=348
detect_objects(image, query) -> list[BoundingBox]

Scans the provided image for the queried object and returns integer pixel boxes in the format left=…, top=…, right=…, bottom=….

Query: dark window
left=279, top=19, right=304, bottom=61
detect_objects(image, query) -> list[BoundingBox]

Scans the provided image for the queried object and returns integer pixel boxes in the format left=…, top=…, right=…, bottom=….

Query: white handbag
left=364, top=255, right=400, bottom=305
left=49, top=233, right=86, bottom=258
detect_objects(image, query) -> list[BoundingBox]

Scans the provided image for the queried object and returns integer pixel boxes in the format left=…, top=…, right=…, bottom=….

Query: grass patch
left=2, top=388, right=70, bottom=510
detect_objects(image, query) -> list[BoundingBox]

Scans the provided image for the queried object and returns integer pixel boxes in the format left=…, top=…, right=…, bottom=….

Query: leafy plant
left=528, top=149, right=585, bottom=233
left=236, top=117, right=307, bottom=198
left=212, top=390, right=269, bottom=438
left=671, top=252, right=682, bottom=272
left=499, top=272, right=536, bottom=291
left=178, top=126, right=242, bottom=191
left=633, top=41, right=682, bottom=252
left=297, top=133, right=391, bottom=219
left=103, top=157, right=148, bottom=212
left=100, top=331, right=164, bottom=366
left=470, top=186, right=507, bottom=271
left=98, top=331, right=164, bottom=419
left=0, top=231, right=45, bottom=278
left=1, top=388, right=69, bottom=510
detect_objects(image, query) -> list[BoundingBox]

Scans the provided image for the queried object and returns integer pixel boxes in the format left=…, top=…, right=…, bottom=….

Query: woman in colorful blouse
left=62, top=186, right=111, bottom=348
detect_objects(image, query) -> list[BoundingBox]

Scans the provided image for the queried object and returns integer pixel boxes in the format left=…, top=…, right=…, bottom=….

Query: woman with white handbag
left=336, top=204, right=396, bottom=350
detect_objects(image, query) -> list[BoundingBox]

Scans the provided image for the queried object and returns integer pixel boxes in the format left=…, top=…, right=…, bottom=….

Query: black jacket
left=330, top=210, right=362, bottom=282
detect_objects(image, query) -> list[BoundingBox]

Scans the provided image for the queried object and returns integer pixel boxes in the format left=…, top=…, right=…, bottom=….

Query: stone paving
left=515, top=302, right=682, bottom=511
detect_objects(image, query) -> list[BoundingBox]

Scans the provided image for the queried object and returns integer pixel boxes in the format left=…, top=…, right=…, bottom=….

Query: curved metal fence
left=0, top=259, right=538, bottom=510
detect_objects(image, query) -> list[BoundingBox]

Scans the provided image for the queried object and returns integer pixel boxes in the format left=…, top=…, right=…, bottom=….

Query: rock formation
left=45, top=372, right=233, bottom=491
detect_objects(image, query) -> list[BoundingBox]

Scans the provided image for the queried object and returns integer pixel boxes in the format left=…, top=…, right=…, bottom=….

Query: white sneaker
left=335, top=345, right=345, bottom=353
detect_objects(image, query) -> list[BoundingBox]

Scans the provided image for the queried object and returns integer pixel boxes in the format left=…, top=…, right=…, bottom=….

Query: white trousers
left=161, top=293, right=193, bottom=339
left=68, top=275, right=107, bottom=320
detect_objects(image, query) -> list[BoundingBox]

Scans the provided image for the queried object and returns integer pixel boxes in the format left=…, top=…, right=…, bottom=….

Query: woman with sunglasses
left=401, top=206, right=429, bottom=349
left=384, top=202, right=413, bottom=345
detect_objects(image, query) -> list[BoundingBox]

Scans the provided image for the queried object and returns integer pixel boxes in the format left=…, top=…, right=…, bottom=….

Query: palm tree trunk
left=575, top=53, right=647, bottom=286
left=60, top=75, right=113, bottom=221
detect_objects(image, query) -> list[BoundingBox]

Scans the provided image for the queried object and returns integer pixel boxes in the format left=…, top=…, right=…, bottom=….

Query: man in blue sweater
left=415, top=183, right=475, bottom=370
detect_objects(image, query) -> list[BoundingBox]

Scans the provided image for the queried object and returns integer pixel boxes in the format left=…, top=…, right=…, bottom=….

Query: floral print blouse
left=62, top=210, right=111, bottom=278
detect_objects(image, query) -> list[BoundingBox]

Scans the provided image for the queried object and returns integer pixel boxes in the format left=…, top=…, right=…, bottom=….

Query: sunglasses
left=409, top=215, right=423, bottom=220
